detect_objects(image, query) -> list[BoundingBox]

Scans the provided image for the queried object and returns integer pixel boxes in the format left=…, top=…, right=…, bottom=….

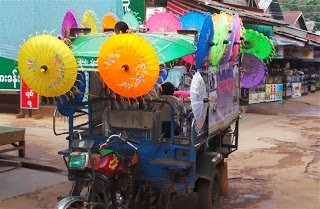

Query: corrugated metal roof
left=171, top=0, right=287, bottom=26
left=307, top=34, right=320, bottom=44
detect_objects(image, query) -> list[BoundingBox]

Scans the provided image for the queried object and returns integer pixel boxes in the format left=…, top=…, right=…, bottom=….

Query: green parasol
left=240, top=29, right=275, bottom=62
left=210, top=13, right=229, bottom=67
left=71, top=33, right=196, bottom=69
left=122, top=12, right=140, bottom=29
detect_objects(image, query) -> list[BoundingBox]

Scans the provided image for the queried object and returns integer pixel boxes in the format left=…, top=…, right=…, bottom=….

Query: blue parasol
left=56, top=72, right=86, bottom=116
left=157, top=68, right=169, bottom=84
left=179, top=11, right=205, bottom=33
left=180, top=12, right=213, bottom=70
left=195, top=14, right=214, bottom=69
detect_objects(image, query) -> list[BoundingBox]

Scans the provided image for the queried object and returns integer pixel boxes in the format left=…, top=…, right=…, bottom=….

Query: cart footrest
left=151, top=158, right=192, bottom=169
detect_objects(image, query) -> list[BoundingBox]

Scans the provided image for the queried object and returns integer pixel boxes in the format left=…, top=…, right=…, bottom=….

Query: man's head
left=114, top=21, right=129, bottom=34
left=160, top=82, right=175, bottom=96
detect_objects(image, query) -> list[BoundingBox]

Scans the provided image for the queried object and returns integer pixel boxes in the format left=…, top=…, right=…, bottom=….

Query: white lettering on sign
left=123, top=0, right=131, bottom=12
left=25, top=90, right=34, bottom=99
left=27, top=100, right=32, bottom=108
left=0, top=68, right=21, bottom=88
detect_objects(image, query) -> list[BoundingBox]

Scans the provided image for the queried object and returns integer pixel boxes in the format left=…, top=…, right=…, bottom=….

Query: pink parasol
left=61, top=10, right=78, bottom=38
left=230, top=14, right=242, bottom=62
left=182, top=54, right=209, bottom=67
left=145, top=11, right=181, bottom=32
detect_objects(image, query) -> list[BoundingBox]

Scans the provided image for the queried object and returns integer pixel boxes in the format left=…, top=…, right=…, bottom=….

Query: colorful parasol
left=101, top=13, right=119, bottom=32
left=240, top=53, right=266, bottom=89
left=122, top=12, right=140, bottom=30
left=221, top=13, right=237, bottom=64
left=179, top=12, right=211, bottom=68
left=81, top=10, right=98, bottom=34
left=230, top=14, right=242, bottom=62
left=180, top=11, right=205, bottom=32
left=146, top=11, right=181, bottom=32
left=56, top=72, right=86, bottom=116
left=61, top=10, right=78, bottom=38
left=240, top=29, right=275, bottom=62
left=210, top=13, right=229, bottom=67
left=18, top=35, right=77, bottom=97
left=195, top=13, right=214, bottom=69
left=157, top=68, right=169, bottom=84
left=97, top=34, right=160, bottom=98
left=72, top=33, right=195, bottom=68
left=190, top=72, right=208, bottom=130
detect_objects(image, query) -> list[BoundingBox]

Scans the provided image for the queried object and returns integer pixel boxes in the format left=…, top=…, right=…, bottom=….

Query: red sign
left=20, top=79, right=39, bottom=109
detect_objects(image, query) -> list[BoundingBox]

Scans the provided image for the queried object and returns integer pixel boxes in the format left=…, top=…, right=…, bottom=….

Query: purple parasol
left=221, top=14, right=237, bottom=64
left=61, top=11, right=78, bottom=38
left=240, top=53, right=266, bottom=89
left=230, top=14, right=241, bottom=62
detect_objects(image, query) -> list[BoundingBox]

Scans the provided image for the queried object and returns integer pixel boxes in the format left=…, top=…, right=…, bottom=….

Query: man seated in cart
left=154, top=82, right=186, bottom=139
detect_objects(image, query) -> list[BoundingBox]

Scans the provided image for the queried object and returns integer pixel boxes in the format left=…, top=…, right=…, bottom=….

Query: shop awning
left=243, top=23, right=274, bottom=37
left=272, top=34, right=305, bottom=46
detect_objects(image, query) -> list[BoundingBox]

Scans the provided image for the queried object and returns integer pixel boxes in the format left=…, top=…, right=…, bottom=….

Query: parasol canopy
left=221, top=13, right=237, bottom=64
left=97, top=34, right=160, bottom=98
left=195, top=13, right=214, bottom=69
left=101, top=13, right=119, bottom=32
left=210, top=13, right=229, bottom=67
left=72, top=33, right=196, bottom=68
left=56, top=72, right=86, bottom=116
left=190, top=72, right=208, bottom=130
left=18, top=35, right=77, bottom=97
left=240, top=53, right=266, bottom=89
left=146, top=11, right=181, bottom=32
left=81, top=10, right=98, bottom=34
left=230, top=14, right=242, bottom=62
left=157, top=68, right=169, bottom=84
left=61, top=10, right=78, bottom=38
left=240, top=29, right=275, bottom=62
left=180, top=12, right=213, bottom=69
left=180, top=11, right=205, bottom=32
left=122, top=12, right=140, bottom=30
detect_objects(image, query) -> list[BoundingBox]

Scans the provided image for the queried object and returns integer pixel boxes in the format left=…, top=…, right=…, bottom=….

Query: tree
left=278, top=0, right=320, bottom=30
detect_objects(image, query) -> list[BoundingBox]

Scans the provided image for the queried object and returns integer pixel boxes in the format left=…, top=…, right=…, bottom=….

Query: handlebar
left=103, top=134, right=140, bottom=150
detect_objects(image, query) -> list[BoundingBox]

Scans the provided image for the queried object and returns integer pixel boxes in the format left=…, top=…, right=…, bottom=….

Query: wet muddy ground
left=0, top=93, right=319, bottom=209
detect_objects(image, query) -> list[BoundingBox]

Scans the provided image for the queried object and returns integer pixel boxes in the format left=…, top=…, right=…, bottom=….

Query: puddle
left=230, top=193, right=260, bottom=204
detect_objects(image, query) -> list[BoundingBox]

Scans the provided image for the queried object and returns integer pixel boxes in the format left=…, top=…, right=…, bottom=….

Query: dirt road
left=0, top=93, right=319, bottom=209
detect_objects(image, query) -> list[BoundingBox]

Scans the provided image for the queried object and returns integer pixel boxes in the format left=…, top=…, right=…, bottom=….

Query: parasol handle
left=203, top=98, right=212, bottom=103
left=40, top=65, right=48, bottom=72
left=209, top=42, right=218, bottom=47
left=122, top=64, right=129, bottom=71
left=223, top=40, right=230, bottom=45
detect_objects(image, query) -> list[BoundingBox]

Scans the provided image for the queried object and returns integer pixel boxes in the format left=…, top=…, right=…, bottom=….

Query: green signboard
left=0, top=57, right=20, bottom=91
left=123, top=0, right=146, bottom=21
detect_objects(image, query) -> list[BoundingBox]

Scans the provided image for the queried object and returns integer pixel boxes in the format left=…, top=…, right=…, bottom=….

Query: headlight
left=68, top=152, right=88, bottom=170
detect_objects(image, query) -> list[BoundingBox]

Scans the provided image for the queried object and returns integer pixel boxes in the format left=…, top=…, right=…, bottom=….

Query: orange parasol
left=101, top=13, right=119, bottom=32
left=97, top=34, right=160, bottom=98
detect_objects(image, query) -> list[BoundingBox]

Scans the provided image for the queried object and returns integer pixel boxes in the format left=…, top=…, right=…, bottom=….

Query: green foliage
left=278, top=0, right=320, bottom=30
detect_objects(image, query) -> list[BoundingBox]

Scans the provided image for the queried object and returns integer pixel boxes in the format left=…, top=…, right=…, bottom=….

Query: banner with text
left=0, top=57, right=20, bottom=91
left=20, top=79, right=39, bottom=109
